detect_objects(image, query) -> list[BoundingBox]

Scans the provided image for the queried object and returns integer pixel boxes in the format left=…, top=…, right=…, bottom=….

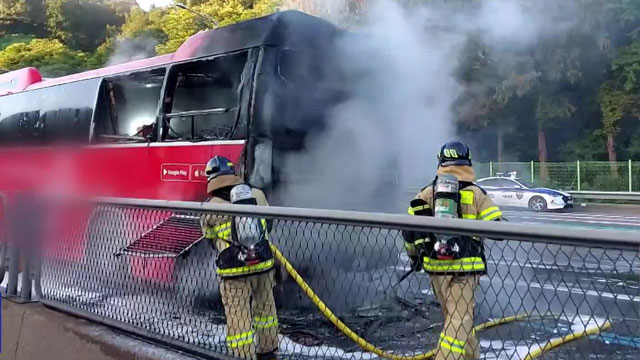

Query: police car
left=476, top=172, right=573, bottom=211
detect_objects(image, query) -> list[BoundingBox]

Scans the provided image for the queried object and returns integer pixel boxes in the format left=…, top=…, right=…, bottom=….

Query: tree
left=598, top=82, right=636, bottom=162
left=46, top=0, right=131, bottom=51
left=155, top=0, right=279, bottom=54
left=0, top=0, right=47, bottom=36
left=0, top=38, right=87, bottom=76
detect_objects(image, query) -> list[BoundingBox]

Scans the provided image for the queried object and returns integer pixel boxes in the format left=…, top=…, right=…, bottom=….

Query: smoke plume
left=276, top=0, right=589, bottom=212
left=107, top=34, right=159, bottom=66
left=277, top=0, right=463, bottom=212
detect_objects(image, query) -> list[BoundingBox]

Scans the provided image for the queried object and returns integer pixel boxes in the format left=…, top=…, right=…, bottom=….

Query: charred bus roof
left=183, top=10, right=341, bottom=58
left=0, top=10, right=340, bottom=96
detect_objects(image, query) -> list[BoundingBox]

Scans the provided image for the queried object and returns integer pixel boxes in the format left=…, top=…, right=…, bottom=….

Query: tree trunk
left=538, top=128, right=548, bottom=180
left=497, top=124, right=505, bottom=162
left=607, top=133, right=618, bottom=176
left=607, top=133, right=617, bottom=162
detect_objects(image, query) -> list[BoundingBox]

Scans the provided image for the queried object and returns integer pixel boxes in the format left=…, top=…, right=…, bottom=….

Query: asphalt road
left=502, top=204, right=640, bottom=230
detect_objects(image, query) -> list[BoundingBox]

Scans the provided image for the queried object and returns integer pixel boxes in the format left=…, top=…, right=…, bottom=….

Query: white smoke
left=277, top=0, right=463, bottom=211
left=275, top=0, right=581, bottom=211
left=107, top=35, right=159, bottom=66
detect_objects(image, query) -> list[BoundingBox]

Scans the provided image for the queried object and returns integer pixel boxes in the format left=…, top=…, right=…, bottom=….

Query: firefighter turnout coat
left=404, top=164, right=502, bottom=360
left=404, top=165, right=502, bottom=275
left=200, top=174, right=278, bottom=359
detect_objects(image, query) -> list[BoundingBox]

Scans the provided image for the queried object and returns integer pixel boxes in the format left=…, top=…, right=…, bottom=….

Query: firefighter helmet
left=437, top=141, right=472, bottom=167
left=205, top=156, right=235, bottom=181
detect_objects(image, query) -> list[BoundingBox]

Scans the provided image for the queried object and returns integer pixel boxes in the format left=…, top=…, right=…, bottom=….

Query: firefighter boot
left=221, top=278, right=256, bottom=360
left=432, top=275, right=480, bottom=360
left=252, top=270, right=279, bottom=355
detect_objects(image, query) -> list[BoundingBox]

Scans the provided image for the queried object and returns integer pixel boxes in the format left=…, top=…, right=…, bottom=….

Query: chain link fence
left=17, top=198, right=636, bottom=360
left=475, top=161, right=638, bottom=192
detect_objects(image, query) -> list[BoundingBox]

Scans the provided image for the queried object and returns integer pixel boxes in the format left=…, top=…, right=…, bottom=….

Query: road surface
left=503, top=204, right=640, bottom=230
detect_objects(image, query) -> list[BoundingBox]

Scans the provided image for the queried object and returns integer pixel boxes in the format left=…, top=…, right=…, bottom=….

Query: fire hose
left=269, top=244, right=611, bottom=360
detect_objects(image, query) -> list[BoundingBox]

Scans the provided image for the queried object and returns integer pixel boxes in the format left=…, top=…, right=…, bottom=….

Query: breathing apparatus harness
left=214, top=184, right=274, bottom=278
left=407, top=174, right=486, bottom=276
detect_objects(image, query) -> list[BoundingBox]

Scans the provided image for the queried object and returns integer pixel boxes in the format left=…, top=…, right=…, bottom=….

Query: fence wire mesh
left=30, top=202, right=640, bottom=360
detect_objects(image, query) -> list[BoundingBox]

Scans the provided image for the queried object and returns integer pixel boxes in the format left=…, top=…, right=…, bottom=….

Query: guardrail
left=411, top=187, right=640, bottom=202
left=569, top=191, right=640, bottom=201
left=3, top=197, right=639, bottom=360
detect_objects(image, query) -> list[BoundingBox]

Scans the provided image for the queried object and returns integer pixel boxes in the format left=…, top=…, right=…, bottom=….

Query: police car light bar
left=496, top=171, right=517, bottom=179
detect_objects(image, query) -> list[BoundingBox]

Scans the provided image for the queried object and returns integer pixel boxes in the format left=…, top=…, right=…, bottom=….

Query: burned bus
left=0, top=11, right=396, bottom=309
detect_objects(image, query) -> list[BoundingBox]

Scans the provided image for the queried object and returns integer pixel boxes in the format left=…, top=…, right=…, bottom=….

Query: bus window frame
left=90, top=66, right=168, bottom=144
left=0, top=78, right=102, bottom=147
left=159, top=48, right=259, bottom=143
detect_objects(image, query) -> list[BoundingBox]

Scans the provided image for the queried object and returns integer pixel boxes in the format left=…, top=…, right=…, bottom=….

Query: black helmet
left=205, top=156, right=235, bottom=181
left=437, top=141, right=472, bottom=167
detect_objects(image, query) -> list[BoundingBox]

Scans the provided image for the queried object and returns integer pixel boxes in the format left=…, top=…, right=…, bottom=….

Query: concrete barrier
left=1, top=298, right=203, bottom=360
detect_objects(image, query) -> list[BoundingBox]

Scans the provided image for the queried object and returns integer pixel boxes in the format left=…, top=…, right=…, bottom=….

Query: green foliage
left=46, top=0, right=131, bottom=51
left=535, top=95, right=576, bottom=126
left=598, top=82, right=635, bottom=135
left=0, top=0, right=635, bottom=163
left=0, top=33, right=34, bottom=50
left=120, top=7, right=165, bottom=39
left=0, top=0, right=46, bottom=36
left=561, top=132, right=608, bottom=161
left=628, top=130, right=640, bottom=159
left=613, top=40, right=640, bottom=92
left=154, top=0, right=279, bottom=54
left=86, top=37, right=113, bottom=69
left=0, top=38, right=87, bottom=76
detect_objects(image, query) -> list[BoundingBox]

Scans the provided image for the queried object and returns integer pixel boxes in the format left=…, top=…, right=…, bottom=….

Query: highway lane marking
left=504, top=210, right=640, bottom=217
left=478, top=277, right=640, bottom=303
left=486, top=259, right=636, bottom=273
left=504, top=211, right=640, bottom=222
left=514, top=220, right=640, bottom=231
left=506, top=215, right=640, bottom=227
left=504, top=210, right=640, bottom=219
left=504, top=211, right=640, bottom=221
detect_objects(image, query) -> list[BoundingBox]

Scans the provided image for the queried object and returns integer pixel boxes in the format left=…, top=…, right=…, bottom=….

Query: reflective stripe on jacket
left=200, top=182, right=274, bottom=278
left=404, top=170, right=502, bottom=275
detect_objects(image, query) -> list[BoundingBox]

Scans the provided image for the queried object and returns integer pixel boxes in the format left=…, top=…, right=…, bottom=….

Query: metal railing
left=4, top=197, right=640, bottom=360
left=569, top=191, right=640, bottom=202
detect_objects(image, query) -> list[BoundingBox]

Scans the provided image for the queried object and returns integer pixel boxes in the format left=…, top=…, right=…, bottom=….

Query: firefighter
left=403, top=141, right=502, bottom=360
left=200, top=156, right=278, bottom=360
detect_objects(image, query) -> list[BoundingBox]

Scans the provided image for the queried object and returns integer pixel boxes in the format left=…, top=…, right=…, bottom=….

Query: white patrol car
left=476, top=172, right=574, bottom=211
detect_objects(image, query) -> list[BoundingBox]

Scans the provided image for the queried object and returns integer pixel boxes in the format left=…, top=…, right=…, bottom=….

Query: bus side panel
left=145, top=142, right=245, bottom=201
left=120, top=142, right=244, bottom=282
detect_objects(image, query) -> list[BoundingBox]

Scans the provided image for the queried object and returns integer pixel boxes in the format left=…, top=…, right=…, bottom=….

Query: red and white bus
left=0, top=11, right=345, bottom=287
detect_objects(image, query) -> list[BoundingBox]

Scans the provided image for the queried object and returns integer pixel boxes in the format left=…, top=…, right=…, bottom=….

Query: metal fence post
left=6, top=241, right=19, bottom=296
left=629, top=159, right=633, bottom=192
left=489, top=161, right=493, bottom=177
left=530, top=161, right=534, bottom=183
left=577, top=161, right=581, bottom=191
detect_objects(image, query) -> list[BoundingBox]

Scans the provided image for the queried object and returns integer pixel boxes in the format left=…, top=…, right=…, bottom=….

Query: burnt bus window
left=0, top=111, right=40, bottom=144
left=41, top=107, right=93, bottom=143
left=164, top=51, right=248, bottom=141
left=93, top=68, right=166, bottom=143
left=0, top=78, right=99, bottom=146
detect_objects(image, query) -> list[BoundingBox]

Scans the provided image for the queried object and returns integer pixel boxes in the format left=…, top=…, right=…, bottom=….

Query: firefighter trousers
left=431, top=275, right=480, bottom=360
left=220, top=270, right=279, bottom=360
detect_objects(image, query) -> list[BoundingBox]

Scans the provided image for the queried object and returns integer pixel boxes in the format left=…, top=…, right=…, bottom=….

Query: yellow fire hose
left=523, top=320, right=612, bottom=360
left=270, top=244, right=611, bottom=360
